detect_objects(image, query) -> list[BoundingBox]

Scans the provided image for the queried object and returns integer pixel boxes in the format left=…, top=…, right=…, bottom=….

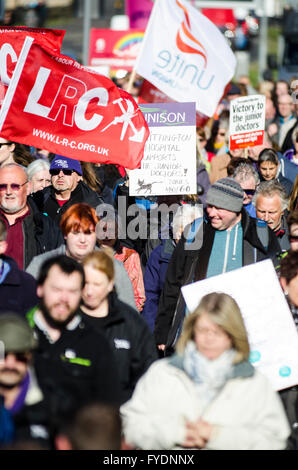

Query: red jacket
left=114, top=244, right=146, bottom=312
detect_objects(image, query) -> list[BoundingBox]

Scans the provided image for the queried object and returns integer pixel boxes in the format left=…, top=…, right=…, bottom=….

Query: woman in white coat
left=121, top=292, right=290, bottom=450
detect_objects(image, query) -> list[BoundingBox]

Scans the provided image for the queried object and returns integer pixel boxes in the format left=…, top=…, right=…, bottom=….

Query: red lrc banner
left=0, top=26, right=65, bottom=104
left=0, top=37, right=149, bottom=170
left=0, top=26, right=65, bottom=72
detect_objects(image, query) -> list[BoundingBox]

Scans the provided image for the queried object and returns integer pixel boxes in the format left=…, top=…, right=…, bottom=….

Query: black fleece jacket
left=80, top=292, right=157, bottom=404
left=30, top=181, right=103, bottom=225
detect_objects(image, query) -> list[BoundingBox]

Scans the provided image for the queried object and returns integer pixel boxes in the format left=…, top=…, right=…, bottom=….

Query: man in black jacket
left=31, top=155, right=103, bottom=226
left=0, top=313, right=49, bottom=447
left=0, top=163, right=64, bottom=270
left=27, top=255, right=121, bottom=427
left=155, top=177, right=281, bottom=354
left=0, top=218, right=38, bottom=316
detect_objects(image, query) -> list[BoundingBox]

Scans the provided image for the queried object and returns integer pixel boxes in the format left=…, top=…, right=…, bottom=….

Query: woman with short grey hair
left=26, top=159, right=51, bottom=193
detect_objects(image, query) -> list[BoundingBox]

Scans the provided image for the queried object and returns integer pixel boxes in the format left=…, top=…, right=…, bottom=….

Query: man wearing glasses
left=233, top=162, right=260, bottom=218
left=31, top=155, right=103, bottom=226
left=0, top=313, right=50, bottom=446
left=0, top=163, right=64, bottom=270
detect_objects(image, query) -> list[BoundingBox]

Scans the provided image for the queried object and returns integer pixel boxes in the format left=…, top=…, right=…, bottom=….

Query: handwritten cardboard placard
left=181, top=259, right=298, bottom=391
left=129, top=102, right=197, bottom=196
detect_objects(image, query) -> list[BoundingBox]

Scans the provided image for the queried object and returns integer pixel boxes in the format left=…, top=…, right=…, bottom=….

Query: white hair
left=172, top=204, right=202, bottom=240
left=252, top=180, right=289, bottom=211
left=233, top=163, right=260, bottom=185
left=26, top=159, right=50, bottom=181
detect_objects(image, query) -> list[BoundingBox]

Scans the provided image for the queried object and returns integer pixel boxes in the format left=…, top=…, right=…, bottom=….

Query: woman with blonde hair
left=80, top=250, right=157, bottom=404
left=121, top=292, right=290, bottom=450
left=26, top=159, right=51, bottom=193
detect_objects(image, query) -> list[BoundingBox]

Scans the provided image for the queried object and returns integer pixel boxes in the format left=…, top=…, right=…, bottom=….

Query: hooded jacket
left=154, top=210, right=281, bottom=349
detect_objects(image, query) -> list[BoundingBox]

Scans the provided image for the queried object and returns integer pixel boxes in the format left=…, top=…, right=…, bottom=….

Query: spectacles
left=290, top=235, right=298, bottom=242
left=0, top=181, right=28, bottom=192
left=195, top=326, right=227, bottom=338
left=243, top=189, right=255, bottom=196
left=0, top=142, right=12, bottom=148
left=4, top=351, right=31, bottom=363
left=50, top=169, right=74, bottom=176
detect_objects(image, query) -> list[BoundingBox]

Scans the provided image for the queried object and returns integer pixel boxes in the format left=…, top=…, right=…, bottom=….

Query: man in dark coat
left=0, top=218, right=38, bottom=316
left=0, top=313, right=50, bottom=447
left=154, top=178, right=281, bottom=354
left=31, top=155, right=103, bottom=226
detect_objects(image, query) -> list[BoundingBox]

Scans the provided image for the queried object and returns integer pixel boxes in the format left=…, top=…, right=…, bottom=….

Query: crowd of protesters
left=1, top=70, right=298, bottom=451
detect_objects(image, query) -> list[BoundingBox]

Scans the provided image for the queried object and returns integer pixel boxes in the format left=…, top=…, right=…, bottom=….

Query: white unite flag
left=135, top=0, right=236, bottom=117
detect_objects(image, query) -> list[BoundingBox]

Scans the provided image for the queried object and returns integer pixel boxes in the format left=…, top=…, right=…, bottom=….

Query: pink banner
left=89, top=29, right=144, bottom=71
left=125, top=0, right=154, bottom=29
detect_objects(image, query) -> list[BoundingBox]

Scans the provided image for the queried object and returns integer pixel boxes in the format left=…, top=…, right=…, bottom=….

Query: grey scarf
left=183, top=341, right=236, bottom=411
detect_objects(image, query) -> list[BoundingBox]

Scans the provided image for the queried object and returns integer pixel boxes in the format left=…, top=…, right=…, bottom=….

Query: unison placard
left=129, top=102, right=197, bottom=196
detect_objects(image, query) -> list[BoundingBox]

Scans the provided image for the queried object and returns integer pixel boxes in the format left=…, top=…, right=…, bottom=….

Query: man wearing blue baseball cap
left=31, top=155, right=103, bottom=225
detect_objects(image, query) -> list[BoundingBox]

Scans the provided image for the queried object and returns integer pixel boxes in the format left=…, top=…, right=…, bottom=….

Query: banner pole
left=126, top=68, right=137, bottom=95
left=83, top=0, right=92, bottom=66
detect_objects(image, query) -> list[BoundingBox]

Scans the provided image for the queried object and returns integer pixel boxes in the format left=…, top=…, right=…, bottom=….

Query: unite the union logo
left=175, top=0, right=207, bottom=68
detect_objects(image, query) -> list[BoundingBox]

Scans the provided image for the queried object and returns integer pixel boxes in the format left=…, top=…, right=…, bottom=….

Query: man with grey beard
left=0, top=163, right=63, bottom=270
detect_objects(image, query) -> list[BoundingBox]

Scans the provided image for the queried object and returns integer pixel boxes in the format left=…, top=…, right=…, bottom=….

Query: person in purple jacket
left=142, top=204, right=201, bottom=332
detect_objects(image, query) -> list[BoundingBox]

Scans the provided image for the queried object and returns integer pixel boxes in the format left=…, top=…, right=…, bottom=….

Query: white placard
left=181, top=259, right=298, bottom=391
left=129, top=102, right=197, bottom=196
left=229, top=94, right=265, bottom=150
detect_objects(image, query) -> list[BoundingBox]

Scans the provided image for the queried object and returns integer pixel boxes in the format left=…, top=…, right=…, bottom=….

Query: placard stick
left=126, top=68, right=137, bottom=95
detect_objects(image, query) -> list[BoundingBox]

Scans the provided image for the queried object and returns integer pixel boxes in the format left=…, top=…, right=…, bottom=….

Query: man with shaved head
left=0, top=163, right=63, bottom=270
